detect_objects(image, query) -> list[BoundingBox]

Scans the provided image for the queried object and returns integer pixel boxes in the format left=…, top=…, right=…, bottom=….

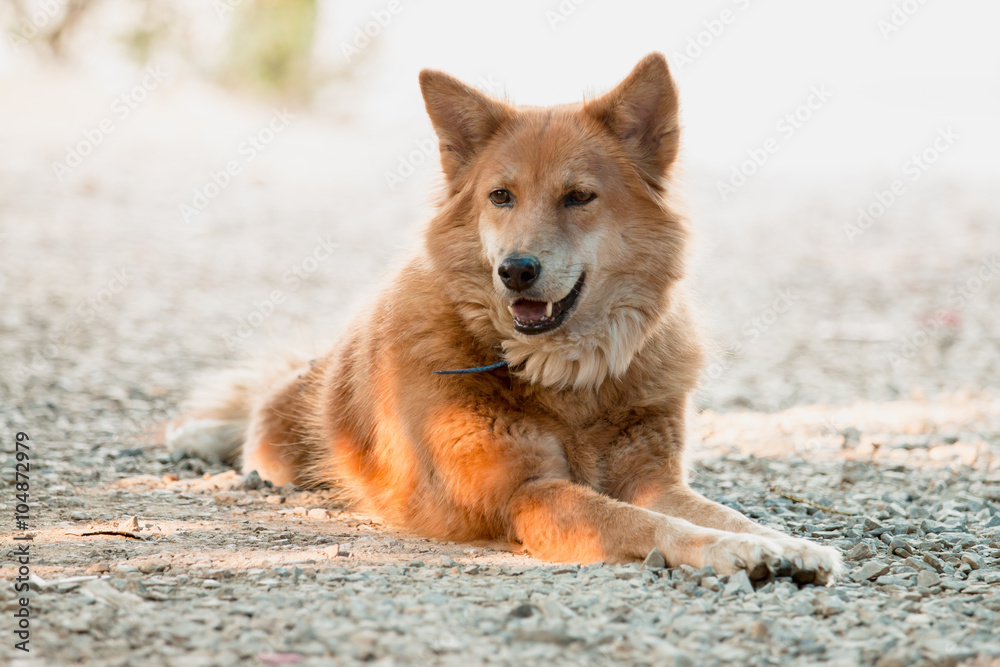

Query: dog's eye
left=565, top=190, right=596, bottom=207
left=489, top=189, right=513, bottom=207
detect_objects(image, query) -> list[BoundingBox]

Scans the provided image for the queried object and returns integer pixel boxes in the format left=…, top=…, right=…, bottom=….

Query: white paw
left=770, top=536, right=842, bottom=586
left=702, top=533, right=841, bottom=586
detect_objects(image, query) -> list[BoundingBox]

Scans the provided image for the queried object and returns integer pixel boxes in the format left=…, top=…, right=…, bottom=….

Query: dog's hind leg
left=168, top=350, right=317, bottom=486
left=241, top=367, right=314, bottom=487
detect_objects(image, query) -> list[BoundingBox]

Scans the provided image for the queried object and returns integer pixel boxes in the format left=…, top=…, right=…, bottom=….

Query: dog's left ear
left=420, top=69, right=512, bottom=181
left=584, top=52, right=680, bottom=188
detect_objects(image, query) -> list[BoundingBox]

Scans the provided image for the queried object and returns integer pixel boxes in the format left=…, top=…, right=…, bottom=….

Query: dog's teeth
left=508, top=306, right=515, bottom=317
left=545, top=302, right=553, bottom=317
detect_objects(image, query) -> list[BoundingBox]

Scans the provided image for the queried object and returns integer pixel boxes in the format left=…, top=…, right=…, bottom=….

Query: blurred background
left=2, top=0, right=999, bottom=428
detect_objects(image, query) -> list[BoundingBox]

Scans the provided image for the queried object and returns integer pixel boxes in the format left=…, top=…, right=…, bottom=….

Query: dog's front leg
left=635, top=485, right=842, bottom=584
left=506, top=478, right=808, bottom=576
left=600, top=415, right=842, bottom=583
left=643, top=485, right=785, bottom=537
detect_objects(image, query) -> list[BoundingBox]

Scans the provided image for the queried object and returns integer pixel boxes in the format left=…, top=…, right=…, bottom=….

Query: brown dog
left=170, top=53, right=840, bottom=583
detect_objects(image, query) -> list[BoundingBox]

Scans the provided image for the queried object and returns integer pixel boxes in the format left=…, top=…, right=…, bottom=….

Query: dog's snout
left=498, top=254, right=541, bottom=292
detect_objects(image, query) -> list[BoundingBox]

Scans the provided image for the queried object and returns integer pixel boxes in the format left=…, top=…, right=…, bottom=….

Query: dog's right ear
left=419, top=70, right=512, bottom=181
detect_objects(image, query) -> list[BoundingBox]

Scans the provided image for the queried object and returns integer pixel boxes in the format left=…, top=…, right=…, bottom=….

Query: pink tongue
left=511, top=300, right=548, bottom=322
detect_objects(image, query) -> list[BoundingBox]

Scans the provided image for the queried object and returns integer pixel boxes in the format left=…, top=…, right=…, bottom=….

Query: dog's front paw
left=701, top=533, right=782, bottom=580
left=702, top=533, right=841, bottom=585
left=769, top=536, right=842, bottom=586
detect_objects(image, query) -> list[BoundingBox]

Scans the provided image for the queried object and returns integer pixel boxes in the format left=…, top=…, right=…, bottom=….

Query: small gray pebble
left=961, top=552, right=984, bottom=570
left=723, top=570, right=754, bottom=596
left=642, top=548, right=666, bottom=570
left=854, top=561, right=890, bottom=582
left=916, top=570, right=941, bottom=588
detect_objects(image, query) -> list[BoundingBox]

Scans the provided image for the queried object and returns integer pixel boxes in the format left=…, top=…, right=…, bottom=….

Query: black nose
left=498, top=254, right=541, bottom=292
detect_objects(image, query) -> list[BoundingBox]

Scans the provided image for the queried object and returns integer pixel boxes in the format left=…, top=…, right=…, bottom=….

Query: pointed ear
left=419, top=70, right=512, bottom=181
left=583, top=53, right=680, bottom=188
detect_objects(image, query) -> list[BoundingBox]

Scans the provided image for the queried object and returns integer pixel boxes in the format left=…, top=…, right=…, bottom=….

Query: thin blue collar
left=433, top=360, right=509, bottom=375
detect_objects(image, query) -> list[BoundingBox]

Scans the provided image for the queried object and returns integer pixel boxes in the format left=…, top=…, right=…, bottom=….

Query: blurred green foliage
left=222, top=0, right=318, bottom=99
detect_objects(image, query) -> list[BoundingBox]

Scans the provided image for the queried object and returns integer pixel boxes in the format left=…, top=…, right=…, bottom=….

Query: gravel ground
left=2, top=73, right=1000, bottom=666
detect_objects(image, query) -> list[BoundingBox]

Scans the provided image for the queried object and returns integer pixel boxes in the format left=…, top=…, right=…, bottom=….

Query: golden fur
left=172, top=53, right=840, bottom=583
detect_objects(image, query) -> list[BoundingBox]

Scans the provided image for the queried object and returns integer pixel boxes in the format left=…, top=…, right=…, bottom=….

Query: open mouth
left=508, top=273, right=585, bottom=335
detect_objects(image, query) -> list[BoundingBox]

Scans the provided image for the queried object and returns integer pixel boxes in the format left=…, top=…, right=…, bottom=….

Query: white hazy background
left=3, top=0, right=998, bottom=180
left=332, top=0, right=1000, bottom=179
left=2, top=0, right=999, bottom=410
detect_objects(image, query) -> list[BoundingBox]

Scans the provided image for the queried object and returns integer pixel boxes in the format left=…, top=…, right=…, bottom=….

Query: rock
left=139, top=561, right=169, bottom=574
left=508, top=603, right=536, bottom=618
left=70, top=510, right=91, bottom=521
left=845, top=542, right=875, bottom=561
left=861, top=518, right=884, bottom=534
left=723, top=570, right=754, bottom=596
left=700, top=575, right=721, bottom=592
left=904, top=613, right=933, bottom=626
left=306, top=508, right=329, bottom=519
left=921, top=552, right=945, bottom=572
left=875, top=575, right=913, bottom=587
left=234, top=470, right=263, bottom=491
left=921, top=519, right=947, bottom=534
left=961, top=552, right=984, bottom=570
left=853, top=561, right=890, bottom=582
left=888, top=536, right=913, bottom=557
left=916, top=570, right=941, bottom=588
left=815, top=594, right=846, bottom=617
left=642, top=548, right=666, bottom=570
left=938, top=578, right=968, bottom=592
left=119, top=515, right=140, bottom=531
left=80, top=579, right=145, bottom=607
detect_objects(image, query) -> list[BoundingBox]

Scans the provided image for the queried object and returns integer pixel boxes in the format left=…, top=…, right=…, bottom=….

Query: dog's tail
left=165, top=349, right=313, bottom=464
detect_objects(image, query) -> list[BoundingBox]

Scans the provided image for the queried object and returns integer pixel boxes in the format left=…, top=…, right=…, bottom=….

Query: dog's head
left=421, top=53, right=689, bottom=390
